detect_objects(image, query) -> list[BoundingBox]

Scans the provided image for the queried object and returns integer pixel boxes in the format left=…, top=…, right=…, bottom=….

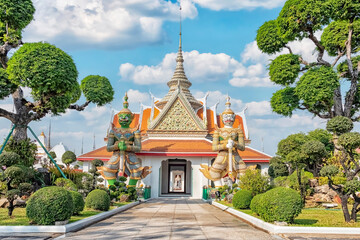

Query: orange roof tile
left=77, top=140, right=270, bottom=163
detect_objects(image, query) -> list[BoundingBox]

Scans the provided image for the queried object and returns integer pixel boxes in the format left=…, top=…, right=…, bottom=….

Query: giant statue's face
left=222, top=113, right=235, bottom=127
left=118, top=113, right=133, bottom=128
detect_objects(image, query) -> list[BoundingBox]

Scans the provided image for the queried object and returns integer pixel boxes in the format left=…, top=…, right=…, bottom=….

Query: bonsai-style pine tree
left=0, top=152, right=34, bottom=217
left=0, top=0, right=114, bottom=141
left=62, top=151, right=77, bottom=168
left=256, top=0, right=360, bottom=119
left=321, top=116, right=360, bottom=222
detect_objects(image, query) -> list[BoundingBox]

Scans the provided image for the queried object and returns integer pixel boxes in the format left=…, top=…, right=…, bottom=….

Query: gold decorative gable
left=154, top=99, right=199, bottom=131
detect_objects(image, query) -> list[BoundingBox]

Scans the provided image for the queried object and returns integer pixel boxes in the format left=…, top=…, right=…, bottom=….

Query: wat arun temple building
left=77, top=33, right=271, bottom=199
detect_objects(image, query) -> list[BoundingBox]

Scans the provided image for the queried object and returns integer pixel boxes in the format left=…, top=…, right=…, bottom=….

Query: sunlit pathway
left=58, top=198, right=276, bottom=240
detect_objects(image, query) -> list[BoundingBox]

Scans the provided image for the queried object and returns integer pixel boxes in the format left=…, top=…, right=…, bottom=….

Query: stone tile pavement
left=57, top=198, right=277, bottom=240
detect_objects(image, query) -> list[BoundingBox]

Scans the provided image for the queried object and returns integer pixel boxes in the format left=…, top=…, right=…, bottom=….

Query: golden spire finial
left=223, top=95, right=234, bottom=115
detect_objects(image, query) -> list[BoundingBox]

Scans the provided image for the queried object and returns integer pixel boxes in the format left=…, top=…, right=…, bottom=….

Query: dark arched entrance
left=161, top=159, right=191, bottom=195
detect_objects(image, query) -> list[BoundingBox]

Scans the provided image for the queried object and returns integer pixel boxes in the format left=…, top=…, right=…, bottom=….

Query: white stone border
left=0, top=201, right=140, bottom=233
left=210, top=200, right=360, bottom=235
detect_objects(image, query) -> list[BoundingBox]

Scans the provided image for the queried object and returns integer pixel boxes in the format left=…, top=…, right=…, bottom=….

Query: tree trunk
left=296, top=166, right=305, bottom=204
left=13, top=125, right=28, bottom=141
left=340, top=196, right=351, bottom=222
left=351, top=200, right=359, bottom=222
left=7, top=199, right=14, bottom=217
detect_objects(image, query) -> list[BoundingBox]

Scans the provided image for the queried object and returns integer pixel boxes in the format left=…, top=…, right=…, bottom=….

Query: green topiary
left=252, top=187, right=302, bottom=223
left=85, top=189, right=110, bottom=211
left=69, top=191, right=84, bottom=215
left=269, top=54, right=300, bottom=86
left=26, top=186, right=74, bottom=225
left=232, top=190, right=253, bottom=209
left=55, top=178, right=77, bottom=191
left=326, top=116, right=353, bottom=135
left=250, top=193, right=263, bottom=216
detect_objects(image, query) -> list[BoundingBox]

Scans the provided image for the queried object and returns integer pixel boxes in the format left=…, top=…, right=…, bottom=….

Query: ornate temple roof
left=155, top=31, right=202, bottom=110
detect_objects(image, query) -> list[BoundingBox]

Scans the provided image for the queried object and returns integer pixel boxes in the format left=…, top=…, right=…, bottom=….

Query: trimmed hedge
left=85, top=189, right=110, bottom=211
left=55, top=178, right=78, bottom=191
left=250, top=187, right=302, bottom=223
left=70, top=191, right=85, bottom=215
left=26, top=186, right=74, bottom=225
left=232, top=190, right=253, bottom=209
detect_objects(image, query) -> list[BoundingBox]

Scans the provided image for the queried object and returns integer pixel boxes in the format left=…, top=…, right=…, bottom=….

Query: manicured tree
left=238, top=169, right=270, bottom=196
left=62, top=151, right=77, bottom=168
left=89, top=159, right=104, bottom=191
left=0, top=152, right=34, bottom=216
left=268, top=156, right=289, bottom=178
left=257, top=0, right=360, bottom=120
left=272, top=131, right=328, bottom=202
left=0, top=1, right=114, bottom=142
left=320, top=116, right=360, bottom=222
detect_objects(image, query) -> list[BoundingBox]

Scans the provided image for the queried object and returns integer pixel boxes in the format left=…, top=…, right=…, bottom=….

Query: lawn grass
left=216, top=200, right=360, bottom=227
left=0, top=202, right=131, bottom=226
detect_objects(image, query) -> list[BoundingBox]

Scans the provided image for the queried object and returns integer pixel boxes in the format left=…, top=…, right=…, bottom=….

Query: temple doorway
left=161, top=159, right=191, bottom=195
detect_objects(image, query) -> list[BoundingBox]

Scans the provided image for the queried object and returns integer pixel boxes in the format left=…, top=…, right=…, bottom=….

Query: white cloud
left=246, top=101, right=272, bottom=116
left=119, top=50, right=273, bottom=87
left=79, top=105, right=112, bottom=126
left=127, top=89, right=151, bottom=107
left=192, top=0, right=286, bottom=11
left=253, top=114, right=325, bottom=129
left=23, top=0, right=197, bottom=49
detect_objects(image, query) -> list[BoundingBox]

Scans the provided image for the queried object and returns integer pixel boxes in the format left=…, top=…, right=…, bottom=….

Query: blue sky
left=0, top=0, right=331, bottom=156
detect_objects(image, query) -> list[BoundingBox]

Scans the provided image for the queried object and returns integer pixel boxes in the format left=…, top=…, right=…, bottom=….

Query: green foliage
left=269, top=54, right=300, bottom=86
left=0, top=68, right=17, bottom=99
left=62, top=151, right=76, bottom=166
left=80, top=75, right=114, bottom=106
left=256, top=20, right=286, bottom=54
left=277, top=133, right=308, bottom=158
left=268, top=156, right=289, bottom=178
left=49, top=151, right=56, bottom=160
left=250, top=187, right=302, bottom=223
left=4, top=137, right=37, bottom=167
left=238, top=169, right=270, bottom=196
left=91, top=159, right=104, bottom=167
left=337, top=56, right=360, bottom=79
left=249, top=194, right=262, bottom=216
left=277, top=0, right=331, bottom=41
left=26, top=186, right=74, bottom=225
left=273, top=176, right=288, bottom=187
left=7, top=42, right=79, bottom=115
left=295, top=66, right=339, bottom=111
left=55, top=178, right=78, bottom=191
left=232, top=190, right=253, bottom=209
left=322, top=20, right=360, bottom=56
left=0, top=152, right=20, bottom=167
left=270, top=87, right=299, bottom=117
left=85, top=189, right=110, bottom=211
left=344, top=180, right=360, bottom=194
left=318, top=176, right=347, bottom=186
left=326, top=116, right=353, bottom=135
left=287, top=170, right=313, bottom=192
left=69, top=191, right=84, bottom=215
left=330, top=0, right=360, bottom=20
left=320, top=165, right=339, bottom=178
left=338, top=132, right=360, bottom=151
left=0, top=0, right=35, bottom=44
left=308, top=129, right=334, bottom=152
left=301, top=140, right=327, bottom=162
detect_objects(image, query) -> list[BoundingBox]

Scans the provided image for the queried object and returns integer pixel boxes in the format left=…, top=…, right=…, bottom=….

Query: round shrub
left=69, top=191, right=84, bottom=215
left=252, top=187, right=302, bottom=223
left=85, top=189, right=110, bottom=211
left=232, top=190, right=253, bottom=209
left=55, top=178, right=77, bottom=191
left=26, top=186, right=74, bottom=225
left=326, top=116, right=353, bottom=135
left=250, top=193, right=263, bottom=216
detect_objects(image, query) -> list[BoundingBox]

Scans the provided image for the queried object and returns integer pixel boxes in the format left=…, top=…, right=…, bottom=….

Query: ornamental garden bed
left=0, top=202, right=129, bottom=226
left=217, top=200, right=360, bottom=228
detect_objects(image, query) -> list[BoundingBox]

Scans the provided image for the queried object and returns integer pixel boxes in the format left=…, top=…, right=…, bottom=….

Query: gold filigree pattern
left=155, top=99, right=199, bottom=131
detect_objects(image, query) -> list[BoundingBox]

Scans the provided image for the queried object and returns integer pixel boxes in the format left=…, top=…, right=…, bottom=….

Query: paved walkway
left=58, top=198, right=277, bottom=240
